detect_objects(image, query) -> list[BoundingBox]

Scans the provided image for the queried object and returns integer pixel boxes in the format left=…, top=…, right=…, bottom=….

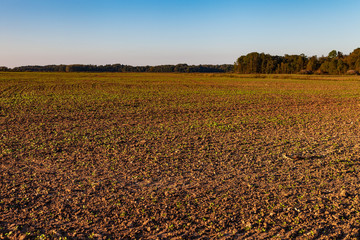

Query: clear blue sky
left=1, top=0, right=359, bottom=67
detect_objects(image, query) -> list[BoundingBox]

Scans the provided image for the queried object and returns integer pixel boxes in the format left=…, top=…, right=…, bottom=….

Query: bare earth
left=1, top=73, right=360, bottom=239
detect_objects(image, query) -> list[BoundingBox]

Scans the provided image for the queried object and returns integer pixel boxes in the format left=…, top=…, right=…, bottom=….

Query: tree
left=336, top=59, right=347, bottom=74
left=306, top=56, right=319, bottom=72
left=328, top=50, right=337, bottom=59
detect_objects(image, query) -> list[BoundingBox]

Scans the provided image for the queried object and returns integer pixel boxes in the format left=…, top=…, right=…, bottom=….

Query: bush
left=298, top=70, right=313, bottom=75
left=346, top=70, right=360, bottom=75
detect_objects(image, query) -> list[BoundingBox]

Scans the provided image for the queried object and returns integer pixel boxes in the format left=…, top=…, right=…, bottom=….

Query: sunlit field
left=2, top=72, right=360, bottom=239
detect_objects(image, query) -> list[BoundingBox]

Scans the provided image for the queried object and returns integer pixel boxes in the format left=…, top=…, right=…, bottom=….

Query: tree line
left=1, top=48, right=359, bottom=74
left=0, top=64, right=233, bottom=73
left=234, top=48, right=360, bottom=75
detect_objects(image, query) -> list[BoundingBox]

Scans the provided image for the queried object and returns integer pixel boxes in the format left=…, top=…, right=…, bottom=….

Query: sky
left=1, top=0, right=360, bottom=67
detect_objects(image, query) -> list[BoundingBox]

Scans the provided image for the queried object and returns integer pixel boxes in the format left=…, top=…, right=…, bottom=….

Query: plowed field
left=2, top=72, right=360, bottom=239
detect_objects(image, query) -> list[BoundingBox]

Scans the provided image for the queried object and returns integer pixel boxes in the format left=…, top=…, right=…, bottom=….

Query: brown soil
left=1, top=73, right=360, bottom=239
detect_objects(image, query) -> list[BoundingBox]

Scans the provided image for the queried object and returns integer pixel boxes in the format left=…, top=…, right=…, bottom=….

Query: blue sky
left=1, top=0, right=359, bottom=67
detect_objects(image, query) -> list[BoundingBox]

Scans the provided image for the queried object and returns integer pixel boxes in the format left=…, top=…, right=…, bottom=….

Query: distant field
left=2, top=72, right=360, bottom=239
